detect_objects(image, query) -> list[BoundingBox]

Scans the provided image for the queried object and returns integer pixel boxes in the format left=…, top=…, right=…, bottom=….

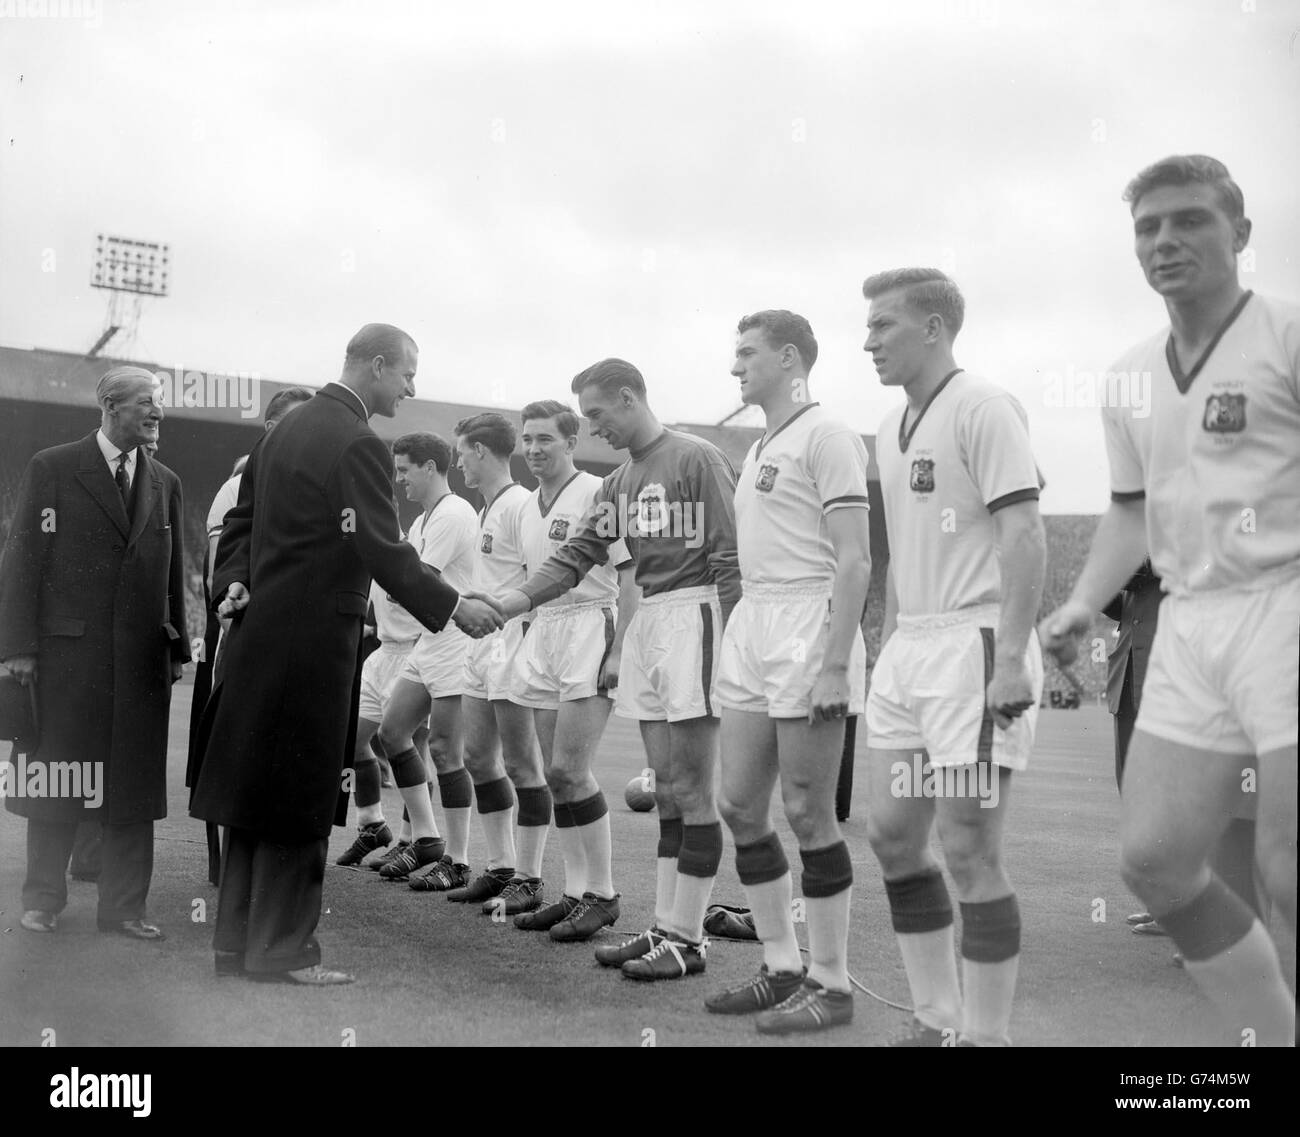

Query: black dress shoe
left=99, top=919, right=166, bottom=941
left=214, top=950, right=245, bottom=976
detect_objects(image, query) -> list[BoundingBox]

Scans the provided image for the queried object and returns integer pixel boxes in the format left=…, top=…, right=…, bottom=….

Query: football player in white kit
left=861, top=269, right=1046, bottom=1048
left=373, top=434, right=479, bottom=885
left=707, top=310, right=872, bottom=1034
left=448, top=413, right=552, bottom=915
left=333, top=565, right=429, bottom=867
left=495, top=400, right=636, bottom=942
left=1042, top=156, right=1298, bottom=1046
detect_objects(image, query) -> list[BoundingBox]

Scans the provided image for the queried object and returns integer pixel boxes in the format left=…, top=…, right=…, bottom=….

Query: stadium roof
left=0, top=344, right=877, bottom=479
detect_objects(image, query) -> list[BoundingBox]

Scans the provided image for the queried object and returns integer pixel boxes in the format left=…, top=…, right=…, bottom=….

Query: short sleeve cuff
left=986, top=488, right=1040, bottom=513
left=823, top=495, right=870, bottom=514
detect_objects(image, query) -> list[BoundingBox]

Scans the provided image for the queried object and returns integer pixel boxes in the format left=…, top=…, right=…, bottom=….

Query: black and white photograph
left=0, top=0, right=1296, bottom=1096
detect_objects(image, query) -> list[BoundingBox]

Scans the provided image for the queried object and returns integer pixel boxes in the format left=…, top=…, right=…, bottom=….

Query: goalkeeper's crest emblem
left=1202, top=393, right=1246, bottom=434
left=480, top=533, right=493, bottom=555
left=910, top=458, right=935, bottom=494
left=548, top=518, right=570, bottom=541
left=636, top=483, right=668, bottom=535
left=755, top=462, right=779, bottom=493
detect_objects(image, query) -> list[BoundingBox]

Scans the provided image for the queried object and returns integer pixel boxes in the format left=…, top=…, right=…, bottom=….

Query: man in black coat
left=186, top=387, right=313, bottom=885
left=0, top=366, right=188, bottom=939
left=191, top=323, right=502, bottom=985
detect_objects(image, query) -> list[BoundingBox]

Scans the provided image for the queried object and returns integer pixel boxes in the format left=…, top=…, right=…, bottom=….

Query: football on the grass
left=624, top=775, right=655, bottom=812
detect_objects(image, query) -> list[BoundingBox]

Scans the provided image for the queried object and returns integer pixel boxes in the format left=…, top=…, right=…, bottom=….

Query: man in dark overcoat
left=0, top=366, right=188, bottom=939
left=191, top=323, right=501, bottom=985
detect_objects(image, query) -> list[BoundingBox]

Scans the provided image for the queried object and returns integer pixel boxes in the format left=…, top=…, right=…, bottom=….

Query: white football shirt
left=206, top=474, right=242, bottom=536
left=733, top=403, right=870, bottom=589
left=474, top=482, right=530, bottom=594
left=876, top=371, right=1041, bottom=617
left=521, top=471, right=627, bottom=608
left=1102, top=292, right=1300, bottom=596
left=407, top=492, right=479, bottom=595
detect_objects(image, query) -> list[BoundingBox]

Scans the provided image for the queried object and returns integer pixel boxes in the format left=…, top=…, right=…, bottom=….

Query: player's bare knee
left=671, top=777, right=713, bottom=820
left=867, top=819, right=923, bottom=874
left=783, top=793, right=834, bottom=848
left=943, top=846, right=1001, bottom=895
left=718, top=793, right=764, bottom=840
left=460, top=743, right=489, bottom=779
left=1119, top=837, right=1175, bottom=898
left=545, top=765, right=583, bottom=800
left=377, top=725, right=405, bottom=753
left=503, top=753, right=542, bottom=788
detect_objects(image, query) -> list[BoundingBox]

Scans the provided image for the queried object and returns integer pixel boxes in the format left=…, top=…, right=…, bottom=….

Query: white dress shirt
left=95, top=428, right=137, bottom=491
left=334, top=382, right=369, bottom=418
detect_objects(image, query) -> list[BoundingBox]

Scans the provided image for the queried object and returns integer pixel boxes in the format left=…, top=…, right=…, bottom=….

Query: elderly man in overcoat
left=0, top=365, right=188, bottom=939
left=191, top=323, right=501, bottom=985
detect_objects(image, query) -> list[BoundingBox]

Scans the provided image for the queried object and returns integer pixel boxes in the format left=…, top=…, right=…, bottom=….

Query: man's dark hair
left=263, top=385, right=314, bottom=426
left=345, top=323, right=416, bottom=367
left=736, top=310, right=819, bottom=371
left=570, top=358, right=646, bottom=401
left=392, top=431, right=451, bottom=473
left=454, top=412, right=516, bottom=459
left=1122, top=154, right=1245, bottom=223
left=861, top=268, right=966, bottom=337
left=520, top=399, right=579, bottom=439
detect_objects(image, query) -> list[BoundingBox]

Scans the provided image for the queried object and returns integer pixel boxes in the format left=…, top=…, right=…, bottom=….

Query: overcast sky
left=2, top=0, right=1297, bottom=511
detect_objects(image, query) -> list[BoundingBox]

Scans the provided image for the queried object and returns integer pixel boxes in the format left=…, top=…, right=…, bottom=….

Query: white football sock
left=743, top=873, right=803, bottom=974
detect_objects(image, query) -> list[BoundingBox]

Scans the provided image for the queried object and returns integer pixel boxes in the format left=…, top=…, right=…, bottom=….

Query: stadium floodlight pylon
left=88, top=233, right=171, bottom=358
left=92, top=234, right=170, bottom=297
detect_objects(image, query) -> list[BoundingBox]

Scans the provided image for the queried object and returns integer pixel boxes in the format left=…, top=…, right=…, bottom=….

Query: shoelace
left=564, top=898, right=593, bottom=924
left=640, top=937, right=688, bottom=972
left=380, top=843, right=409, bottom=865
left=498, top=878, right=533, bottom=900
left=777, top=985, right=817, bottom=1013
left=431, top=862, right=461, bottom=886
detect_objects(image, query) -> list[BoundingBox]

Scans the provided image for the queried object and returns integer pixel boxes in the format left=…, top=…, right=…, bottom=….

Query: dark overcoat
left=1104, top=559, right=1163, bottom=713
left=0, top=434, right=188, bottom=823
left=189, top=384, right=458, bottom=841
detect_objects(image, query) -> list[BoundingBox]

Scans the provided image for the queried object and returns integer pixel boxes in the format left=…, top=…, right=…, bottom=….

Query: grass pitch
left=0, top=684, right=1292, bottom=1047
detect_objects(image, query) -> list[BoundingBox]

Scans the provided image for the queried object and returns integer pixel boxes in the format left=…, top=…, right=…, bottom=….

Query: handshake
left=218, top=582, right=533, bottom=640
left=451, top=589, right=531, bottom=638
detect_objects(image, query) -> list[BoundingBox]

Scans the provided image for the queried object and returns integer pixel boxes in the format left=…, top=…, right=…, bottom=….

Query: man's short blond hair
left=862, top=268, right=965, bottom=337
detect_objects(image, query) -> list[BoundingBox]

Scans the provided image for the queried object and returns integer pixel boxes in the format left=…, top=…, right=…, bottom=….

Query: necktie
left=115, top=453, right=130, bottom=502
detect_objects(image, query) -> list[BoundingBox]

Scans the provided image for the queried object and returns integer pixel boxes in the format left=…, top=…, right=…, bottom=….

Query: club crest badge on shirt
left=755, top=462, right=779, bottom=493
left=480, top=532, right=493, bottom=555
left=910, top=457, right=935, bottom=494
left=636, top=482, right=668, bottom=535
left=1202, top=393, right=1246, bottom=434
left=548, top=518, right=570, bottom=542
